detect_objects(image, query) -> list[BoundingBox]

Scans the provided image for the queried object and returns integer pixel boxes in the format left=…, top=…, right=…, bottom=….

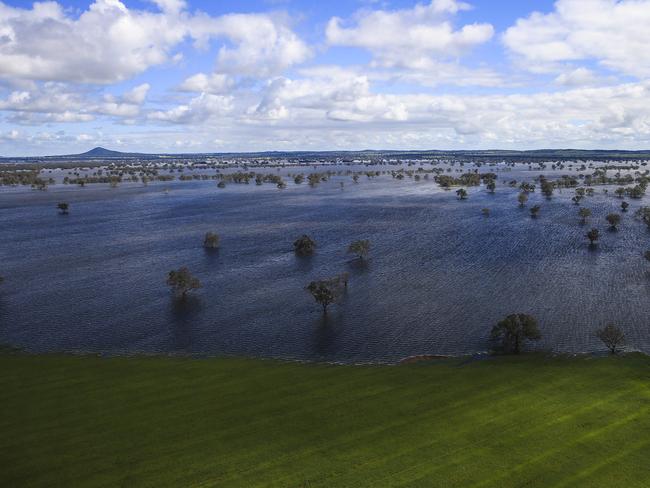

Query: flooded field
left=1, top=163, right=649, bottom=362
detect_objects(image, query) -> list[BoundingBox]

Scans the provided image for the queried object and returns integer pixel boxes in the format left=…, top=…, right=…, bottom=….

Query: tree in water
left=203, top=232, right=220, bottom=249
left=517, top=192, right=528, bottom=207
left=644, top=250, right=650, bottom=265
left=596, top=324, right=625, bottom=354
left=294, top=235, right=317, bottom=255
left=306, top=273, right=349, bottom=314
left=586, top=228, right=600, bottom=246
left=57, top=202, right=69, bottom=215
left=621, top=201, right=629, bottom=212
left=347, top=240, right=371, bottom=260
left=482, top=208, right=490, bottom=217
left=486, top=180, right=496, bottom=193
left=634, top=207, right=650, bottom=228
left=606, top=213, right=621, bottom=230
left=167, top=267, right=201, bottom=298
left=530, top=205, right=541, bottom=218
left=217, top=181, right=226, bottom=188
left=456, top=188, right=468, bottom=200
left=540, top=179, right=554, bottom=198
left=578, top=207, right=591, bottom=224
left=490, top=314, right=541, bottom=354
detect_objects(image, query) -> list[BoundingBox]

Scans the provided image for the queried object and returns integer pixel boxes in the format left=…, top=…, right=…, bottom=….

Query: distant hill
left=3, top=147, right=650, bottom=162
left=78, top=147, right=132, bottom=158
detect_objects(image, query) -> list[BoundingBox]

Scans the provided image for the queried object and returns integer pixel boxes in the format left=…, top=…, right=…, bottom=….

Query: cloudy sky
left=1, top=0, right=650, bottom=155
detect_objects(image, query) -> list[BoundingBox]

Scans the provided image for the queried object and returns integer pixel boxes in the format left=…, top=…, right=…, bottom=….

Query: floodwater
left=1, top=166, right=649, bottom=363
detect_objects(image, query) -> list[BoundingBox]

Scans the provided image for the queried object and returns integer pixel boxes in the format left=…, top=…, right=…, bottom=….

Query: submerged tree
left=606, top=213, right=621, bottom=230
left=166, top=267, right=201, bottom=298
left=57, top=202, right=69, bottom=215
left=490, top=313, right=541, bottom=354
left=347, top=240, right=371, bottom=260
left=306, top=273, right=349, bottom=314
left=530, top=205, right=541, bottom=218
left=482, top=208, right=490, bottom=217
left=635, top=207, right=650, bottom=228
left=456, top=188, right=468, bottom=200
left=644, top=250, right=650, bottom=264
left=540, top=179, right=554, bottom=198
left=586, top=228, right=600, bottom=245
left=294, top=235, right=317, bottom=255
left=486, top=180, right=496, bottom=193
left=596, top=324, right=625, bottom=354
left=203, top=232, right=220, bottom=249
left=621, top=201, right=629, bottom=212
left=517, top=192, right=528, bottom=207
left=578, top=207, right=592, bottom=224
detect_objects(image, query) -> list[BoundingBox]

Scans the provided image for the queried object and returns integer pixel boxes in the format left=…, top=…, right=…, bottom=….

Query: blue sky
left=1, top=0, right=650, bottom=155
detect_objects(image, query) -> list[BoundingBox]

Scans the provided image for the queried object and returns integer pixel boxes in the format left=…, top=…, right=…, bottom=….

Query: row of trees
left=491, top=314, right=627, bottom=355
left=167, top=236, right=371, bottom=308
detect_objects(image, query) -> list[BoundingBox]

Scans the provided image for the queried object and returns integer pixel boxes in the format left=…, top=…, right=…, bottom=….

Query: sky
left=1, top=0, right=650, bottom=156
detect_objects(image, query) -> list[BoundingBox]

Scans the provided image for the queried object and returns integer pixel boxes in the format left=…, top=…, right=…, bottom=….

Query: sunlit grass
left=1, top=352, right=649, bottom=487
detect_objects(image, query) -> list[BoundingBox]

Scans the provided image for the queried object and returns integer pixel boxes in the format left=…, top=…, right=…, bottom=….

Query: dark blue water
left=1, top=172, right=649, bottom=362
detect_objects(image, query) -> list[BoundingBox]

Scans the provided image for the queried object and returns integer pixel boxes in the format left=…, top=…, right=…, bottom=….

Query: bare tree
left=596, top=324, right=625, bottom=354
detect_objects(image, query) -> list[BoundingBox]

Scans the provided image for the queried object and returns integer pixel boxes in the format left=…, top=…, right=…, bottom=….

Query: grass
left=1, top=352, right=650, bottom=487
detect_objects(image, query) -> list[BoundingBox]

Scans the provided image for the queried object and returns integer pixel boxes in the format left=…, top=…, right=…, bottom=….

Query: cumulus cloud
left=179, top=74, right=233, bottom=94
left=0, top=1, right=310, bottom=84
left=148, top=93, right=234, bottom=123
left=503, top=0, right=650, bottom=77
left=0, top=82, right=150, bottom=123
left=190, top=13, right=311, bottom=78
left=326, top=0, right=493, bottom=70
left=0, top=0, right=187, bottom=84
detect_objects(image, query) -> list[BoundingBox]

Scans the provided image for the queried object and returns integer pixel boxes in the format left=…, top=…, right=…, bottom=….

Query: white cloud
left=0, top=1, right=310, bottom=84
left=503, top=0, right=650, bottom=77
left=190, top=13, right=311, bottom=78
left=122, top=83, right=151, bottom=104
left=0, top=82, right=150, bottom=123
left=148, top=93, right=234, bottom=123
left=0, top=0, right=188, bottom=84
left=326, top=0, right=493, bottom=70
left=179, top=73, right=233, bottom=94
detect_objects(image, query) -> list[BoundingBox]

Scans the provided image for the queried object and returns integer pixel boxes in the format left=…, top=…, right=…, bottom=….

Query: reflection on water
left=168, top=295, right=203, bottom=352
left=1, top=170, right=649, bottom=363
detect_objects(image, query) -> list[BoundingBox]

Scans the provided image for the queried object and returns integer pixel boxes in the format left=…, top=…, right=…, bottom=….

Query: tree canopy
left=167, top=267, right=201, bottom=297
left=491, top=314, right=541, bottom=354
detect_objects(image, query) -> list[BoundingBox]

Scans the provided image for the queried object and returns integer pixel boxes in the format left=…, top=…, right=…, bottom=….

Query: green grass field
left=1, top=352, right=650, bottom=487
